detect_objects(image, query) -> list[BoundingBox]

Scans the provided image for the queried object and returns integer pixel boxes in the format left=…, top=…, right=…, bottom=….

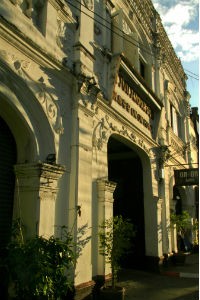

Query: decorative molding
left=24, top=0, right=33, bottom=19
left=108, top=54, right=121, bottom=101
left=157, top=145, right=171, bottom=167
left=83, top=0, right=93, bottom=10
left=94, top=23, right=101, bottom=35
left=13, top=61, right=64, bottom=135
left=14, top=162, right=66, bottom=192
left=56, top=17, right=75, bottom=70
left=122, top=19, right=132, bottom=34
left=96, top=178, right=117, bottom=203
left=9, top=0, right=23, bottom=5
left=37, top=77, right=64, bottom=135
left=183, top=98, right=191, bottom=117
left=0, top=50, right=18, bottom=66
left=0, top=50, right=64, bottom=135
left=169, top=129, right=186, bottom=158
left=9, top=0, right=45, bottom=20
left=92, top=114, right=150, bottom=154
left=91, top=41, right=112, bottom=59
left=76, top=73, right=101, bottom=106
left=56, top=18, right=66, bottom=49
left=158, top=126, right=167, bottom=146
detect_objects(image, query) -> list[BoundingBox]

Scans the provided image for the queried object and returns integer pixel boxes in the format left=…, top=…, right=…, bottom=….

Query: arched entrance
left=107, top=135, right=145, bottom=268
left=0, top=116, right=17, bottom=248
left=0, top=116, right=17, bottom=298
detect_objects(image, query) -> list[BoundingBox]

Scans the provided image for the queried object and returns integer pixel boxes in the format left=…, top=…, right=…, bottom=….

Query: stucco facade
left=0, top=0, right=198, bottom=298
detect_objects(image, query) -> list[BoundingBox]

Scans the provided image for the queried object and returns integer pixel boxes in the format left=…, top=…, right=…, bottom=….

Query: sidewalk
left=161, top=252, right=199, bottom=278
left=117, top=253, right=199, bottom=300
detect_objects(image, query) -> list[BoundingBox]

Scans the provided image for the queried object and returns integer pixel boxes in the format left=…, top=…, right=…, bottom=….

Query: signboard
left=113, top=74, right=153, bottom=132
left=174, top=168, right=199, bottom=186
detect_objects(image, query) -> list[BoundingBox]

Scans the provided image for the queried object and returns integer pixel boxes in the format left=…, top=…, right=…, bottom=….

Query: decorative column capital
left=14, top=162, right=66, bottom=192
left=97, top=178, right=117, bottom=203
left=157, top=145, right=170, bottom=167
left=153, top=196, right=163, bottom=210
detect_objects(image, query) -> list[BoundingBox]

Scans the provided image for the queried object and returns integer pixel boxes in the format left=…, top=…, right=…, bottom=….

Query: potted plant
left=170, top=210, right=195, bottom=265
left=98, top=215, right=136, bottom=300
left=1, top=219, right=79, bottom=299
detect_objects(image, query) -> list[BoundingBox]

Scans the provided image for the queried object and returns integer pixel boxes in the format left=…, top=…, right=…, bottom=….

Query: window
left=139, top=60, right=145, bottom=79
left=170, top=104, right=181, bottom=137
left=32, top=0, right=47, bottom=35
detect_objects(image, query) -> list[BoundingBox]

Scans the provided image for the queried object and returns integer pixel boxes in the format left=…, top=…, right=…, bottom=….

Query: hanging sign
left=174, top=168, right=199, bottom=186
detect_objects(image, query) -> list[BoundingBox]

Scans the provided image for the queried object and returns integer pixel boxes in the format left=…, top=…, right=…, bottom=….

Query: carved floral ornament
left=9, top=0, right=45, bottom=19
left=37, top=77, right=64, bottom=135
left=0, top=50, right=64, bottom=135
left=92, top=114, right=150, bottom=154
left=83, top=0, right=93, bottom=10
left=77, top=73, right=101, bottom=106
left=157, top=145, right=171, bottom=167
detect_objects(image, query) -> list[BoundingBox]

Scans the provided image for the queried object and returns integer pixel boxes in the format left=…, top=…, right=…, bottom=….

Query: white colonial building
left=0, top=0, right=198, bottom=298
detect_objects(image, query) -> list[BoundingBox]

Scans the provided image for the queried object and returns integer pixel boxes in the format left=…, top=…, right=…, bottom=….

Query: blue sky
left=151, top=0, right=199, bottom=108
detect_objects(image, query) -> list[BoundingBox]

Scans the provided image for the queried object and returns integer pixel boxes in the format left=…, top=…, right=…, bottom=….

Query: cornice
left=15, top=162, right=66, bottom=179
left=0, top=16, right=64, bottom=71
left=51, top=0, right=76, bottom=23
left=155, top=17, right=186, bottom=90
left=113, top=1, right=186, bottom=94
left=114, top=0, right=155, bottom=43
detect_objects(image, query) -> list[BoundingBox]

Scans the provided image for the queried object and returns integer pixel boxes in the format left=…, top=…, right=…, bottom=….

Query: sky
left=151, top=0, right=199, bottom=109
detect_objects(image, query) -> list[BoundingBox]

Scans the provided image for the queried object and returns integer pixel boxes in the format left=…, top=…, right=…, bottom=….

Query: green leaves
left=99, top=215, right=136, bottom=288
left=3, top=221, right=76, bottom=299
left=170, top=210, right=193, bottom=235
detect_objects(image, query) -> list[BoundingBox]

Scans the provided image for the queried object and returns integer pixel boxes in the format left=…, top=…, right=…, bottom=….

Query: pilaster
left=97, top=179, right=116, bottom=222
left=14, top=162, right=65, bottom=237
left=145, top=196, right=164, bottom=271
left=96, top=179, right=116, bottom=275
left=170, top=201, right=178, bottom=253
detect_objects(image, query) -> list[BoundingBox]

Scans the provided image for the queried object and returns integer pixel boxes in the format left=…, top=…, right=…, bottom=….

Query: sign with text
left=113, top=74, right=153, bottom=132
left=174, top=168, right=199, bottom=186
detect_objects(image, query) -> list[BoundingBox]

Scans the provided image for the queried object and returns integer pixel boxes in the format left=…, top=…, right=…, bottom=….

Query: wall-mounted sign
left=113, top=74, right=153, bottom=132
left=174, top=168, right=199, bottom=186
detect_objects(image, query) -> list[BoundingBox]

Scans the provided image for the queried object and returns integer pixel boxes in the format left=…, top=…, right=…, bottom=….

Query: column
left=14, top=163, right=65, bottom=238
left=170, top=201, right=178, bottom=253
left=97, top=179, right=117, bottom=276
left=145, top=196, right=163, bottom=271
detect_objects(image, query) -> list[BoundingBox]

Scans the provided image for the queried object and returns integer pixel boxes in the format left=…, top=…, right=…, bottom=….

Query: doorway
left=0, top=116, right=17, bottom=248
left=107, top=135, right=145, bottom=268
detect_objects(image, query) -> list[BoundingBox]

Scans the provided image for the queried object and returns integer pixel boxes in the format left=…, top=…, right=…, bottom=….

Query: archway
left=107, top=135, right=145, bottom=268
left=0, top=116, right=16, bottom=298
left=0, top=116, right=17, bottom=248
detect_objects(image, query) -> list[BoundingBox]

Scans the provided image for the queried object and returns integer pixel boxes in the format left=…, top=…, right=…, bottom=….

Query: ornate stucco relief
left=37, top=77, right=64, bottom=135
left=0, top=50, right=64, bottom=135
left=122, top=19, right=132, bottom=34
left=9, top=0, right=45, bottom=20
left=92, top=114, right=150, bottom=154
left=83, top=0, right=93, bottom=10
left=76, top=73, right=101, bottom=107
left=9, top=0, right=23, bottom=6
left=56, top=17, right=75, bottom=69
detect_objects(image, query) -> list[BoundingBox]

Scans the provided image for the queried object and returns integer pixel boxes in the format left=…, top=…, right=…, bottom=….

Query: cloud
left=162, top=4, right=194, bottom=26
left=166, top=25, right=199, bottom=62
left=152, top=0, right=199, bottom=62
